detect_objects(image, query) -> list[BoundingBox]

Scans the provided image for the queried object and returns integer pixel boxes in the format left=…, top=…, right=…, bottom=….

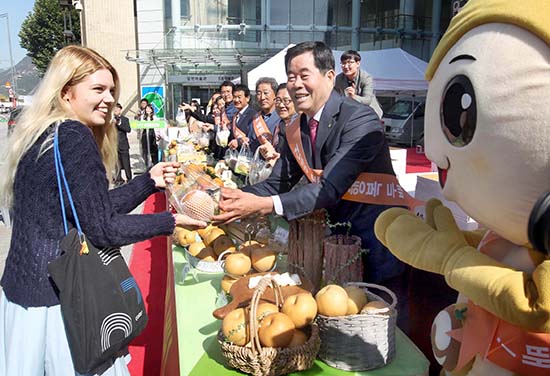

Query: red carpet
left=405, top=147, right=433, bottom=173
left=128, top=192, right=169, bottom=376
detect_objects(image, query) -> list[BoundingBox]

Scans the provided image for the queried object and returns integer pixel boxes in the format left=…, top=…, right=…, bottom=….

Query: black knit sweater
left=1, top=120, right=175, bottom=307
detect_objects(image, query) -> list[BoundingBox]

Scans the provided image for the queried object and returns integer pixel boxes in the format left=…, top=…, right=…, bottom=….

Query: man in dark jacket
left=213, top=42, right=408, bottom=330
left=114, top=103, right=132, bottom=185
left=227, top=84, right=256, bottom=150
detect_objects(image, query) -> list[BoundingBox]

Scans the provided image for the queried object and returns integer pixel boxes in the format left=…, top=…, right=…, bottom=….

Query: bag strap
left=54, top=126, right=84, bottom=239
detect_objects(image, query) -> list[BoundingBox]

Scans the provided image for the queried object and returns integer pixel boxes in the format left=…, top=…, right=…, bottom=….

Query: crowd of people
left=0, top=41, right=400, bottom=375
left=135, top=46, right=384, bottom=174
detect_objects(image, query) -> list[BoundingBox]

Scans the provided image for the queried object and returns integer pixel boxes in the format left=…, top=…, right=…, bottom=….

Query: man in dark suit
left=214, top=42, right=407, bottom=309
left=114, top=103, right=132, bottom=185
left=247, top=77, right=281, bottom=153
left=220, top=80, right=238, bottom=123
left=227, top=84, right=256, bottom=150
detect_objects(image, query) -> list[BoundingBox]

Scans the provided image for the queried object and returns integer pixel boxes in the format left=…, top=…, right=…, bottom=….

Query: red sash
left=252, top=113, right=272, bottom=144
left=286, top=116, right=423, bottom=210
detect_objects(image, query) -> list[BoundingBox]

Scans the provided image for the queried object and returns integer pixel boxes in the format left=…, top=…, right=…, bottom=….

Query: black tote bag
left=47, top=126, right=148, bottom=374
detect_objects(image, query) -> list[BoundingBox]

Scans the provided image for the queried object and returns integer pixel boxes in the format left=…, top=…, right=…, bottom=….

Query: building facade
left=77, top=0, right=455, bottom=119
left=69, top=0, right=140, bottom=116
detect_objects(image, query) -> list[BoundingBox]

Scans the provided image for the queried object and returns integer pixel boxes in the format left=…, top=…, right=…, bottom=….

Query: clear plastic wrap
left=167, top=163, right=222, bottom=222
left=248, top=147, right=273, bottom=185
left=234, top=143, right=252, bottom=176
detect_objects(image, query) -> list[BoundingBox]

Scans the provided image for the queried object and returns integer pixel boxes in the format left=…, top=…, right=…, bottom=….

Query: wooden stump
left=323, top=235, right=363, bottom=285
left=287, top=210, right=326, bottom=292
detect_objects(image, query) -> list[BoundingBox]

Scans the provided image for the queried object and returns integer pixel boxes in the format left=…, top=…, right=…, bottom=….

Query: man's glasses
left=275, top=98, right=292, bottom=105
left=340, top=60, right=358, bottom=67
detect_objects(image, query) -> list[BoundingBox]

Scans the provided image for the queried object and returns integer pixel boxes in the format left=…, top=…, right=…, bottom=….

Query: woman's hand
left=174, top=214, right=207, bottom=230
left=150, top=161, right=180, bottom=188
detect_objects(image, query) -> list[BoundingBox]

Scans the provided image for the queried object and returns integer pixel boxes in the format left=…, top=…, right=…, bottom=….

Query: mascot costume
left=375, top=0, right=550, bottom=375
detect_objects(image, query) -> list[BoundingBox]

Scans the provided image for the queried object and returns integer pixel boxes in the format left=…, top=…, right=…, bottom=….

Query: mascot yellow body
left=375, top=0, right=550, bottom=375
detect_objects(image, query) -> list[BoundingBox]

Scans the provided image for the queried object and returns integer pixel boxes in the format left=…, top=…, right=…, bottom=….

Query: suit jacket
left=115, top=115, right=131, bottom=151
left=244, top=90, right=402, bottom=282
left=229, top=105, right=256, bottom=146
left=225, top=102, right=238, bottom=124
left=335, top=69, right=383, bottom=118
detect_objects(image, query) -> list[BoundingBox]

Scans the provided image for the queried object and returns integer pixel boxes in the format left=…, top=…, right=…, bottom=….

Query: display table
left=167, top=245, right=429, bottom=376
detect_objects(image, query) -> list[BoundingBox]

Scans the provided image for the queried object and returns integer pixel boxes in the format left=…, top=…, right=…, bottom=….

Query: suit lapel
left=315, top=91, right=341, bottom=167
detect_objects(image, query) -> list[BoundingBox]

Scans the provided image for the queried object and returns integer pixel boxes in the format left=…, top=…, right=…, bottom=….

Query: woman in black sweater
left=0, top=45, right=205, bottom=375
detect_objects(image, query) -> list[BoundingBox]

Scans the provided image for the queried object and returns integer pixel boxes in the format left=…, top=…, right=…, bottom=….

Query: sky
left=0, top=0, right=35, bottom=70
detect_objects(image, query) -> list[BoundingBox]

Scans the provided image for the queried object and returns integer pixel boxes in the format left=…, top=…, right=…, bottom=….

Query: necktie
left=308, top=118, right=319, bottom=155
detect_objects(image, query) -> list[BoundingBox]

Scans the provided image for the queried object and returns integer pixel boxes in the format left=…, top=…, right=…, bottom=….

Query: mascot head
left=424, top=0, right=550, bottom=246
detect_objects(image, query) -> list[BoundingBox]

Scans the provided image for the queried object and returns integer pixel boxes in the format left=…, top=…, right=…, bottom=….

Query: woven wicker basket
left=218, top=275, right=321, bottom=376
left=317, top=282, right=397, bottom=371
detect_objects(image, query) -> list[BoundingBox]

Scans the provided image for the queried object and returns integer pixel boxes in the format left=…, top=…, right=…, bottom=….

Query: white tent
left=242, top=46, right=428, bottom=97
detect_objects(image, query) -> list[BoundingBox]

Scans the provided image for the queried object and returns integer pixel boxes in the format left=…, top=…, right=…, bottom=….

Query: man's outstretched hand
left=212, top=188, right=274, bottom=224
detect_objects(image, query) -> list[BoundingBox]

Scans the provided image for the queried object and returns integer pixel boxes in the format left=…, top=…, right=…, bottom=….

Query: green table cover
left=172, top=246, right=429, bottom=376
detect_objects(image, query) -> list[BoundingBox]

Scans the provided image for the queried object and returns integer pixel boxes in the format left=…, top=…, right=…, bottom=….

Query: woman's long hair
left=0, top=45, right=120, bottom=207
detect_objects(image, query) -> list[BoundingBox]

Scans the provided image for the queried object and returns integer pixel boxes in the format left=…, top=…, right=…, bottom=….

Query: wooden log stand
left=287, top=210, right=326, bottom=291
left=323, top=234, right=363, bottom=285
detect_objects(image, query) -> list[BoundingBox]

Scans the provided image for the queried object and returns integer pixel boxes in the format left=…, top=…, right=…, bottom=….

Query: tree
left=19, top=0, right=81, bottom=75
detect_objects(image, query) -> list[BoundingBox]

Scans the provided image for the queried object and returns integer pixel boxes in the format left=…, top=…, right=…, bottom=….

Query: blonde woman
left=0, top=45, right=205, bottom=375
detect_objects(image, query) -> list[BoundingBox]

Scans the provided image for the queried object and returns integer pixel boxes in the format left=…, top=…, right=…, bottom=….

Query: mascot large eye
left=440, top=75, right=477, bottom=146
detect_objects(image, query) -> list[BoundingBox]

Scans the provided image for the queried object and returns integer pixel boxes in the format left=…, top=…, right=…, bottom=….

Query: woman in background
left=140, top=104, right=159, bottom=166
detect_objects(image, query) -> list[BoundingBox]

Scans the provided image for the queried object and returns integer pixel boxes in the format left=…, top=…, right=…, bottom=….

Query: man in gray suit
left=214, top=43, right=407, bottom=323
left=335, top=50, right=383, bottom=118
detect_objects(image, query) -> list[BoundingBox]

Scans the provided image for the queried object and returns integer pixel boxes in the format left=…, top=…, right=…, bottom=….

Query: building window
left=165, top=0, right=171, bottom=18
left=181, top=0, right=190, bottom=19
left=290, top=0, right=313, bottom=25
left=270, top=0, right=290, bottom=25
left=228, top=0, right=261, bottom=42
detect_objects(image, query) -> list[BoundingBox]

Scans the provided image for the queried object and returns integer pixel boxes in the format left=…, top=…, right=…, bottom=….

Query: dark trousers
left=141, top=130, right=158, bottom=166
left=116, top=150, right=132, bottom=182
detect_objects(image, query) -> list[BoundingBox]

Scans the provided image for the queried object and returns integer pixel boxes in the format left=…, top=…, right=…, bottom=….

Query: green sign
left=141, top=86, right=165, bottom=119
left=130, top=120, right=167, bottom=129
